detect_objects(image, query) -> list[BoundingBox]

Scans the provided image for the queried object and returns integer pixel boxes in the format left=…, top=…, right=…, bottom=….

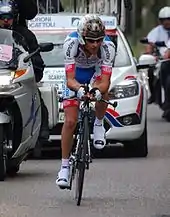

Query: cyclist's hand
left=77, top=86, right=86, bottom=99
left=89, top=87, right=102, bottom=101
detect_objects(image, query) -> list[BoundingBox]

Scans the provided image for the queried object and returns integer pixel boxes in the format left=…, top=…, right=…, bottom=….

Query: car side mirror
left=139, top=38, right=148, bottom=44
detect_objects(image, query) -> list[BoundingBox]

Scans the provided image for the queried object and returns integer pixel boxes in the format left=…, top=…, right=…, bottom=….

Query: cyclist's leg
left=95, top=92, right=108, bottom=119
left=61, top=100, right=79, bottom=159
left=56, top=90, right=79, bottom=187
left=92, top=75, right=108, bottom=149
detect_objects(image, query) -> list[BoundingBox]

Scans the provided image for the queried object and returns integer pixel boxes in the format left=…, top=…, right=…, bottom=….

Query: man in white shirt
left=145, top=6, right=170, bottom=118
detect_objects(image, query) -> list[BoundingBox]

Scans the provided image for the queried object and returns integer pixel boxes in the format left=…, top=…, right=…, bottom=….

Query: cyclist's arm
left=64, top=38, right=81, bottom=91
left=65, top=65, right=82, bottom=91
left=93, top=43, right=115, bottom=94
left=93, top=68, right=112, bottom=94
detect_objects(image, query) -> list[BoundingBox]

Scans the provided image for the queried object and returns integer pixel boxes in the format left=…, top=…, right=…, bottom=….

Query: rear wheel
left=75, top=116, right=89, bottom=206
left=0, top=125, right=6, bottom=181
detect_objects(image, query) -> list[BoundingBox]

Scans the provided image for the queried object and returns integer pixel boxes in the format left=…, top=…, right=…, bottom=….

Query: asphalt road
left=0, top=105, right=170, bottom=217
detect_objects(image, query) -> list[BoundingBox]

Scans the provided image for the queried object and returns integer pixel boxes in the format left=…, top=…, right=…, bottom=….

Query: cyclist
left=56, top=14, right=116, bottom=188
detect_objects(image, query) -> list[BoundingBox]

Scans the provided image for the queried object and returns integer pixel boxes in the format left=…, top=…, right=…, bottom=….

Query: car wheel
left=124, top=121, right=148, bottom=157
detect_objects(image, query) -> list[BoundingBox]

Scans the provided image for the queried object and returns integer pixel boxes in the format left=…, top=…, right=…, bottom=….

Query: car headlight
left=0, top=75, right=20, bottom=92
left=109, top=80, right=139, bottom=99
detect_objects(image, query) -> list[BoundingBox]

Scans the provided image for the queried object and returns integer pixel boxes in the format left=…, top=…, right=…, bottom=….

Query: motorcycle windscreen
left=0, top=29, right=27, bottom=69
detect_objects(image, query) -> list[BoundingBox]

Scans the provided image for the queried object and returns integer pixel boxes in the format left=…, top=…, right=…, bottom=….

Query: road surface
left=0, top=105, right=170, bottom=217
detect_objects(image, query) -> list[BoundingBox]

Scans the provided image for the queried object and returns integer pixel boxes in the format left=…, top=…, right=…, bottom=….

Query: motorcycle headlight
left=0, top=75, right=20, bottom=92
left=109, top=81, right=139, bottom=99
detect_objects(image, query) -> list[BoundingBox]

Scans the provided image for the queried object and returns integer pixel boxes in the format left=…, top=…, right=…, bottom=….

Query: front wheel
left=75, top=116, right=89, bottom=206
left=0, top=125, right=6, bottom=181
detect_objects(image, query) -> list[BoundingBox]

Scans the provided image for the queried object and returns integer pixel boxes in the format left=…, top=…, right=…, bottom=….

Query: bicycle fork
left=67, top=135, right=81, bottom=190
left=86, top=139, right=92, bottom=169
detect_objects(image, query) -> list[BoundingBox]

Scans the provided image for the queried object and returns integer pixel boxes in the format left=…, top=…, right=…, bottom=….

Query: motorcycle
left=139, top=38, right=168, bottom=108
left=0, top=28, right=54, bottom=181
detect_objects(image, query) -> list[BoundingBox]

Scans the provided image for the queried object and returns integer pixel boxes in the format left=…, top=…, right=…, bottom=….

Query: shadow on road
left=33, top=145, right=147, bottom=160
left=30, top=141, right=170, bottom=160
left=5, top=169, right=55, bottom=181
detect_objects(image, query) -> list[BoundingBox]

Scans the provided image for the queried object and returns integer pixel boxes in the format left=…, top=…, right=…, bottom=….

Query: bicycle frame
left=69, top=87, right=93, bottom=186
left=76, top=98, right=93, bottom=165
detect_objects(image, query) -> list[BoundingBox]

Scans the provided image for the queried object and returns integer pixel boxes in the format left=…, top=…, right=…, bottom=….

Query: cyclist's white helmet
left=158, top=6, right=170, bottom=19
left=77, top=14, right=105, bottom=45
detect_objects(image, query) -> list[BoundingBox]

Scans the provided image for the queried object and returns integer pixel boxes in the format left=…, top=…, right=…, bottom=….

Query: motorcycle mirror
left=23, top=43, right=54, bottom=63
left=39, top=43, right=54, bottom=52
left=155, top=41, right=166, bottom=47
left=140, top=38, right=148, bottom=44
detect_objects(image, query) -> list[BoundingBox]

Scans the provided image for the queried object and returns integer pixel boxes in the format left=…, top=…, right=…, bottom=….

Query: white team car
left=28, top=13, right=155, bottom=157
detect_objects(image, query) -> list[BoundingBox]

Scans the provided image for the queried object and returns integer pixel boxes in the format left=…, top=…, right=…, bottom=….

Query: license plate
left=43, top=70, right=65, bottom=82
left=59, top=112, right=65, bottom=123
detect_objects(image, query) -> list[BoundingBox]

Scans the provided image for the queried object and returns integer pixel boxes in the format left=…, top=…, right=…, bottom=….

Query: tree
left=151, top=0, right=168, bottom=23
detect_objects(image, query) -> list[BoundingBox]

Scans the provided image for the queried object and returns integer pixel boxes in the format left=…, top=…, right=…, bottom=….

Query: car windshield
left=35, top=31, right=131, bottom=67
left=0, top=28, right=27, bottom=69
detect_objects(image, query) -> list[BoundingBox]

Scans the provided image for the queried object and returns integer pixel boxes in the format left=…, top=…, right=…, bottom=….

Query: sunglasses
left=85, top=38, right=103, bottom=43
left=160, top=18, right=170, bottom=21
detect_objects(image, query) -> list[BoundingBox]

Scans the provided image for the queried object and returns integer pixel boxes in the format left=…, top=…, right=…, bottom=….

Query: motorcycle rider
left=15, top=0, right=37, bottom=27
left=15, top=0, right=64, bottom=26
left=56, top=14, right=116, bottom=188
left=145, top=6, right=170, bottom=118
left=0, top=0, right=49, bottom=141
left=14, top=0, right=64, bottom=139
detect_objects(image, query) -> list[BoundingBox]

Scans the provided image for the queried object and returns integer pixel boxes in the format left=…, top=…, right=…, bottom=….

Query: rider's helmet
left=77, top=14, right=105, bottom=45
left=158, top=6, right=170, bottom=20
left=0, top=0, right=18, bottom=29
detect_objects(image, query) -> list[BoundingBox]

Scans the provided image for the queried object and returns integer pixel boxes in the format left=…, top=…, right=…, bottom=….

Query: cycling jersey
left=62, top=31, right=116, bottom=103
left=63, top=31, right=116, bottom=84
